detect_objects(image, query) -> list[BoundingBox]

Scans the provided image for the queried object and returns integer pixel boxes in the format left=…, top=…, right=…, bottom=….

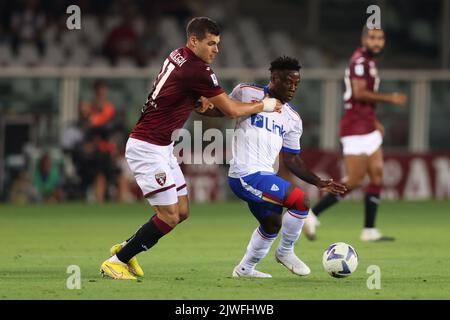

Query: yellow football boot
left=100, top=260, right=137, bottom=280
left=110, top=244, right=144, bottom=277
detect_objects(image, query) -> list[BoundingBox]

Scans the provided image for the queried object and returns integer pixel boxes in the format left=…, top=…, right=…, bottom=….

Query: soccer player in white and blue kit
left=225, top=57, right=347, bottom=277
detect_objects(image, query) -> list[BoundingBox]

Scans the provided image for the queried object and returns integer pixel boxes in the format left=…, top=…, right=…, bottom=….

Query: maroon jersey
left=340, top=47, right=380, bottom=137
left=130, top=47, right=224, bottom=145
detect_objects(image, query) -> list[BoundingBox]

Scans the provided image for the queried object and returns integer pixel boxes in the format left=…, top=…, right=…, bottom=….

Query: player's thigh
left=170, top=159, right=188, bottom=197
left=241, top=172, right=309, bottom=214
left=247, top=172, right=291, bottom=206
left=228, top=173, right=285, bottom=205
left=343, top=154, right=369, bottom=188
left=125, top=138, right=177, bottom=199
left=228, top=173, right=285, bottom=229
left=367, top=147, right=384, bottom=184
left=168, top=153, right=190, bottom=219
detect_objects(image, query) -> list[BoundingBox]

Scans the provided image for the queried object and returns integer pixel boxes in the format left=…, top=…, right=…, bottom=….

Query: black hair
left=94, top=80, right=106, bottom=90
left=269, top=56, right=301, bottom=73
left=362, top=25, right=384, bottom=37
left=186, top=17, right=221, bottom=40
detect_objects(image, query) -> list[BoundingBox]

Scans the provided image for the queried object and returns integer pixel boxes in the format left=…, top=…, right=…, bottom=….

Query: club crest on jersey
left=155, top=172, right=167, bottom=186
left=355, top=64, right=364, bottom=76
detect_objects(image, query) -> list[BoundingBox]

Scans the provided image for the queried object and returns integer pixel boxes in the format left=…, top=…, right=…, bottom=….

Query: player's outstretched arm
left=281, top=151, right=347, bottom=195
left=207, top=93, right=281, bottom=119
left=352, top=78, right=407, bottom=106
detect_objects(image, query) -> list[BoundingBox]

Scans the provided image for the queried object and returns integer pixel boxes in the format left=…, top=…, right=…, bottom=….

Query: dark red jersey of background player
left=130, top=47, right=224, bottom=146
left=340, top=47, right=380, bottom=137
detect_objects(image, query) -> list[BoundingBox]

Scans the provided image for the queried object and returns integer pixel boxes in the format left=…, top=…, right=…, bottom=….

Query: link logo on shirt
left=250, top=114, right=286, bottom=137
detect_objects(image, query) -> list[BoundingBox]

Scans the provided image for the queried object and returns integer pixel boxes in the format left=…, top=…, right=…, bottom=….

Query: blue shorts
left=228, top=171, right=292, bottom=223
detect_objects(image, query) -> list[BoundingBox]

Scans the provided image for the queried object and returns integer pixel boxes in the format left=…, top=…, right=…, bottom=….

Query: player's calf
left=114, top=214, right=174, bottom=264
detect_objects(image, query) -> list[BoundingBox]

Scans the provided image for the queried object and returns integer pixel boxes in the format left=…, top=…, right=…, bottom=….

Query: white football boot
left=232, top=266, right=272, bottom=278
left=360, top=228, right=395, bottom=241
left=303, top=210, right=320, bottom=241
left=275, top=250, right=311, bottom=276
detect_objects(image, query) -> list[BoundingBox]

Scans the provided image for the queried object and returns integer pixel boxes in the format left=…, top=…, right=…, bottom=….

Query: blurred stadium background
left=1, top=0, right=449, bottom=204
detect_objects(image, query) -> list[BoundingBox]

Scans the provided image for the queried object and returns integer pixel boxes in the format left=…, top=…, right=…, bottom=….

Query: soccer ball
left=322, top=242, right=358, bottom=278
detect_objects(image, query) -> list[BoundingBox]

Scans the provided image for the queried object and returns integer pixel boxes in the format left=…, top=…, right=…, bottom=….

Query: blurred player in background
left=305, top=26, right=407, bottom=242
left=199, top=56, right=346, bottom=277
left=100, top=17, right=282, bottom=280
left=79, top=81, right=119, bottom=203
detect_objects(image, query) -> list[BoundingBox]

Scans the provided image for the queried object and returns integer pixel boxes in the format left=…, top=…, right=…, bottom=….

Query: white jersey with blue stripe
left=228, top=83, right=303, bottom=178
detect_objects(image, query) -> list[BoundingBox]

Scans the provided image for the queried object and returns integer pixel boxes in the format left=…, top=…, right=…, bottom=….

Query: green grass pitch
left=0, top=200, right=449, bottom=299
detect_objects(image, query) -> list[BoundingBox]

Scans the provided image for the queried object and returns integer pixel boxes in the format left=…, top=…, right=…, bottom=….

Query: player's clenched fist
left=195, top=96, right=214, bottom=113
left=262, top=94, right=282, bottom=112
left=390, top=92, right=407, bottom=106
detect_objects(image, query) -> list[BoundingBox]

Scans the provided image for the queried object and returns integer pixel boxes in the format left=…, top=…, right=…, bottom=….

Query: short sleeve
left=229, top=84, right=243, bottom=101
left=349, top=58, right=369, bottom=80
left=190, top=65, right=225, bottom=98
left=282, top=116, right=302, bottom=154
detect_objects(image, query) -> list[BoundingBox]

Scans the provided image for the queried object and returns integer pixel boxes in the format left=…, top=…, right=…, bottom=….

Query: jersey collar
left=184, top=46, right=205, bottom=64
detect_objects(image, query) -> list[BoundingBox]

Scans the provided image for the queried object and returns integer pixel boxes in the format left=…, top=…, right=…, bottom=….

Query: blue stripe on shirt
left=281, top=146, right=301, bottom=154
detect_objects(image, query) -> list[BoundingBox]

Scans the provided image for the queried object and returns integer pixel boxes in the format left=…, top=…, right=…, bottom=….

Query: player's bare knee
left=156, top=206, right=180, bottom=227
left=260, top=221, right=280, bottom=235
left=345, top=178, right=363, bottom=190
left=370, top=177, right=383, bottom=186
left=178, top=209, right=190, bottom=222
left=370, top=167, right=383, bottom=184
left=271, top=219, right=282, bottom=233
left=260, top=213, right=282, bottom=234
left=266, top=224, right=281, bottom=235
left=162, top=214, right=180, bottom=227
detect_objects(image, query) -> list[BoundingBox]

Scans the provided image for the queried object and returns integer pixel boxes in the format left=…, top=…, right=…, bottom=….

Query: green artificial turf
left=0, top=201, right=449, bottom=299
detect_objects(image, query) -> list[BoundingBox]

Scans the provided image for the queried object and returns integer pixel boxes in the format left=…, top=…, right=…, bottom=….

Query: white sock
left=237, top=226, right=277, bottom=274
left=276, top=210, right=307, bottom=256
left=108, top=254, right=126, bottom=265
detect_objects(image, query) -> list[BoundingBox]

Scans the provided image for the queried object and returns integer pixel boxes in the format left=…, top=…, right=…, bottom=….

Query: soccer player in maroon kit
left=304, top=26, right=407, bottom=242
left=100, top=17, right=282, bottom=280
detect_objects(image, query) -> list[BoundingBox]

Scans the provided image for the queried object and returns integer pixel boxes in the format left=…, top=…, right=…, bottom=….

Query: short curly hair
left=269, top=56, right=301, bottom=72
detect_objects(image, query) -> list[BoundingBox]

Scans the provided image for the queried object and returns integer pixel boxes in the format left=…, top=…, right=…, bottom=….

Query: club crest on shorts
left=155, top=172, right=167, bottom=186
